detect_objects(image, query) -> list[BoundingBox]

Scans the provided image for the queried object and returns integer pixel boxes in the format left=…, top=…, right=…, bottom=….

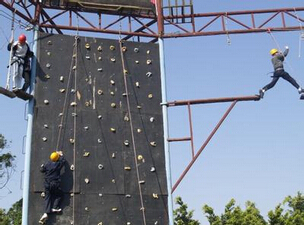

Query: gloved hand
left=285, top=46, right=289, bottom=49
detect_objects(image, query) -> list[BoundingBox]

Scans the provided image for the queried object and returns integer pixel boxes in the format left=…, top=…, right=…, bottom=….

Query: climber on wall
left=39, top=151, right=66, bottom=224
left=259, top=46, right=304, bottom=99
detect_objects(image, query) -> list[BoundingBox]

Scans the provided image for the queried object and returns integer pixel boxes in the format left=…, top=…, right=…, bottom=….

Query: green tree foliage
left=268, top=192, right=304, bottom=225
left=174, top=196, right=200, bottom=225
left=203, top=199, right=267, bottom=225
left=0, top=134, right=15, bottom=189
left=0, top=199, right=22, bottom=225
left=0, top=209, right=10, bottom=225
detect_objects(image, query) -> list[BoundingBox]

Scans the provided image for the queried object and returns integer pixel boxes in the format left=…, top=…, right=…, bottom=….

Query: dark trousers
left=263, top=70, right=300, bottom=91
left=44, top=181, right=63, bottom=213
left=22, top=70, right=30, bottom=92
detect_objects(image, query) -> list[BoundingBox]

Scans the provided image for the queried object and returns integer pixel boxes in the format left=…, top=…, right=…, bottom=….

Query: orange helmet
left=270, top=48, right=278, bottom=55
left=50, top=152, right=60, bottom=162
left=18, top=34, right=27, bottom=44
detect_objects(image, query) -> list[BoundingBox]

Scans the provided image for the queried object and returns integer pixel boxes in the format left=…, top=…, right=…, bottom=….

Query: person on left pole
left=7, top=34, right=33, bottom=92
left=39, top=151, right=66, bottom=224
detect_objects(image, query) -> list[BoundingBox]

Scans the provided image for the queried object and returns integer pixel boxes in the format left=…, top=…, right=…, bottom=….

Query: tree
left=0, top=134, right=15, bottom=189
left=268, top=192, right=304, bottom=225
left=174, top=196, right=200, bottom=225
left=203, top=199, right=267, bottom=225
left=0, top=199, right=22, bottom=225
left=0, top=208, right=10, bottom=225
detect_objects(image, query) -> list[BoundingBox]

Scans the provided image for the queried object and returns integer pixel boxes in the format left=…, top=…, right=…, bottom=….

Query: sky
left=0, top=0, right=304, bottom=224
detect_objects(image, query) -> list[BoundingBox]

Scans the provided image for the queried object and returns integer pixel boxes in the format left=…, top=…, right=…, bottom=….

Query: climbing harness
left=118, top=21, right=147, bottom=225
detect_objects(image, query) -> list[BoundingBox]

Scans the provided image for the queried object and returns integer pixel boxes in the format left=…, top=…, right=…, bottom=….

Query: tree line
left=174, top=192, right=304, bottom=225
left=0, top=134, right=303, bottom=224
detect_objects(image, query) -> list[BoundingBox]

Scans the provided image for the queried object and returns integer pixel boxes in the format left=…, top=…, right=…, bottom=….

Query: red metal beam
left=167, top=95, right=260, bottom=193
left=171, top=101, right=238, bottom=193
left=0, top=1, right=303, bottom=40
left=167, top=95, right=260, bottom=106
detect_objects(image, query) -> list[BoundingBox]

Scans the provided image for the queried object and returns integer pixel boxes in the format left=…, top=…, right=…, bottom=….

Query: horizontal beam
left=164, top=7, right=304, bottom=19
left=167, top=137, right=191, bottom=142
left=0, top=1, right=303, bottom=39
left=167, top=95, right=261, bottom=107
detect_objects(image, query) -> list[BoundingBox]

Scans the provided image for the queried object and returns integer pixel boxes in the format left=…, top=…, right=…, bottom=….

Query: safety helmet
left=270, top=48, right=278, bottom=55
left=18, top=34, right=27, bottom=44
left=50, top=152, right=60, bottom=162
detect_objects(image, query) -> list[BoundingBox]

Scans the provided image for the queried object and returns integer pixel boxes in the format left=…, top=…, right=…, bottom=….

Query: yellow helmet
left=50, top=152, right=60, bottom=162
left=270, top=48, right=278, bottom=55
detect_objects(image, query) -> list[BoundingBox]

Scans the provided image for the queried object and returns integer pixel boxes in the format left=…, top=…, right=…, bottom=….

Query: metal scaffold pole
left=156, top=0, right=174, bottom=224
left=159, top=37, right=174, bottom=225
left=22, top=26, right=38, bottom=225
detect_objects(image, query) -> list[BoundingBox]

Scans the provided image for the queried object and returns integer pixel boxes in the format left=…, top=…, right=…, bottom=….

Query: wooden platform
left=0, top=87, right=32, bottom=100
left=0, top=87, right=16, bottom=98
left=13, top=89, right=33, bottom=100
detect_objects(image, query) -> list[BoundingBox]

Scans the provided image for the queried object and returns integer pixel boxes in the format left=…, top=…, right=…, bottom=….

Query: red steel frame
left=166, top=95, right=260, bottom=193
left=0, top=0, right=303, bottom=192
left=0, top=0, right=303, bottom=41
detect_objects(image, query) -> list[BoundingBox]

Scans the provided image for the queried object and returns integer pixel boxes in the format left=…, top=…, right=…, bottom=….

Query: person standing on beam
left=7, top=34, right=33, bottom=92
left=259, top=46, right=304, bottom=99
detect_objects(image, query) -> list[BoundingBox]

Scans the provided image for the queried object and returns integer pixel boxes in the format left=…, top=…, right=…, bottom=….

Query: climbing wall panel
left=28, top=32, right=168, bottom=224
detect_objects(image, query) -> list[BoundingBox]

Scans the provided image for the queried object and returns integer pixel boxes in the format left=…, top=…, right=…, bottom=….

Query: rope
left=5, top=9, right=16, bottom=90
left=53, top=27, right=79, bottom=225
left=293, top=8, right=304, bottom=58
left=72, top=35, right=78, bottom=225
left=224, top=12, right=231, bottom=45
left=55, top=41, right=78, bottom=151
left=0, top=10, right=28, bottom=29
left=267, top=29, right=294, bottom=72
left=118, top=22, right=147, bottom=225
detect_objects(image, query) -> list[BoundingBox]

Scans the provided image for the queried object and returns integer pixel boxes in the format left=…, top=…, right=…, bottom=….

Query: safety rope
left=293, top=7, right=304, bottom=58
left=224, top=12, right=231, bottom=45
left=118, top=21, right=147, bottom=225
left=267, top=29, right=294, bottom=72
left=54, top=25, right=79, bottom=225
left=5, top=9, right=16, bottom=90
left=55, top=40, right=78, bottom=151
left=72, top=35, right=78, bottom=225
left=72, top=15, right=80, bottom=225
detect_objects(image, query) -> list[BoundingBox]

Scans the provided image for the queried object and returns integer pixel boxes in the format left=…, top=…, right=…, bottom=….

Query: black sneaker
left=298, top=88, right=304, bottom=94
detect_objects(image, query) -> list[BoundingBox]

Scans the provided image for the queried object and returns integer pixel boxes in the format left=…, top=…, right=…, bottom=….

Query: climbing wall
left=28, top=32, right=168, bottom=224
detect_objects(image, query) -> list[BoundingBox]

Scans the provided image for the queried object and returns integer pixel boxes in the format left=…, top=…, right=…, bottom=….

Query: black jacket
left=40, top=156, right=66, bottom=183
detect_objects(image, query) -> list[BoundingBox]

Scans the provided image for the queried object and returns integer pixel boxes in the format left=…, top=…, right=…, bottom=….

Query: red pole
left=172, top=101, right=238, bottom=193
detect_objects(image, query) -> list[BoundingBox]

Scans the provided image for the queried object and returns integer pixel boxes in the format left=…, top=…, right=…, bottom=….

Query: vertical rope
left=224, top=12, right=231, bottom=45
left=72, top=35, right=78, bottom=225
left=268, top=30, right=294, bottom=72
left=6, top=9, right=16, bottom=90
left=72, top=15, right=80, bottom=225
left=55, top=44, right=77, bottom=151
left=118, top=21, right=147, bottom=225
left=293, top=8, right=304, bottom=58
